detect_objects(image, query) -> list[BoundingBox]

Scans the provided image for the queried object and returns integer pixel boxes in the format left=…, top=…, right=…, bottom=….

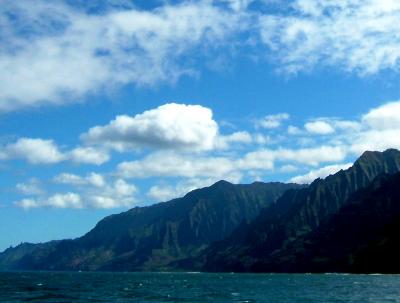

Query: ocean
left=0, top=272, right=399, bottom=302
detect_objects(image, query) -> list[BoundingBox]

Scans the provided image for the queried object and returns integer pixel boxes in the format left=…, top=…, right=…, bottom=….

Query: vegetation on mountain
left=0, top=181, right=298, bottom=271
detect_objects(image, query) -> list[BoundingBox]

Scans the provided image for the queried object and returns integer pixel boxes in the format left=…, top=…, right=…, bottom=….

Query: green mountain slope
left=198, top=149, right=400, bottom=272
left=0, top=181, right=299, bottom=271
left=250, top=172, right=400, bottom=273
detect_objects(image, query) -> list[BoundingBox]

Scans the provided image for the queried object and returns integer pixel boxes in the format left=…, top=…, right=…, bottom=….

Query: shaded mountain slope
left=0, top=181, right=299, bottom=271
left=198, top=149, right=400, bottom=272
left=248, top=172, right=400, bottom=273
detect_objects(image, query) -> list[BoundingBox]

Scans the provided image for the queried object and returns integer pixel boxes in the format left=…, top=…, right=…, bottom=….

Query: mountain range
left=0, top=181, right=299, bottom=271
left=1, top=148, right=400, bottom=273
left=194, top=149, right=400, bottom=272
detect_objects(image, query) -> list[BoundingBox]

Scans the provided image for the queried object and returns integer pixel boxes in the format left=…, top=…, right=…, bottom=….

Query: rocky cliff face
left=198, top=149, right=400, bottom=272
left=0, top=181, right=299, bottom=271
left=249, top=172, right=400, bottom=273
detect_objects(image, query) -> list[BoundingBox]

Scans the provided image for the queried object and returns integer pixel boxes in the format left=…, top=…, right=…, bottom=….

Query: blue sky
left=1, top=0, right=400, bottom=251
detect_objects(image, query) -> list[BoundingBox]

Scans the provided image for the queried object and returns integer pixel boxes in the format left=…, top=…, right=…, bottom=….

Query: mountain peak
left=0, top=181, right=300, bottom=271
left=354, top=149, right=400, bottom=168
left=211, top=180, right=233, bottom=188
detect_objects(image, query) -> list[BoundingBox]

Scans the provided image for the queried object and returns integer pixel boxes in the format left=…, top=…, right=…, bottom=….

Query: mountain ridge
left=249, top=171, right=400, bottom=273
left=0, top=180, right=300, bottom=271
left=196, top=148, right=400, bottom=272
left=2, top=149, right=400, bottom=273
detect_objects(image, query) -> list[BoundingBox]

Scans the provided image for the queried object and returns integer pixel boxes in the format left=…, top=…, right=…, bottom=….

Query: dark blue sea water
left=0, top=272, right=399, bottom=302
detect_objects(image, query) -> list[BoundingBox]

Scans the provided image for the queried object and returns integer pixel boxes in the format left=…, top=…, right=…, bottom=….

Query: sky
left=1, top=0, right=400, bottom=251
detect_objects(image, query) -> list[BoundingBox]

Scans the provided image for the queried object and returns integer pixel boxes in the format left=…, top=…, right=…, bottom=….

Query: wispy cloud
left=258, top=0, right=400, bottom=74
left=0, top=1, right=241, bottom=112
left=3, top=0, right=400, bottom=113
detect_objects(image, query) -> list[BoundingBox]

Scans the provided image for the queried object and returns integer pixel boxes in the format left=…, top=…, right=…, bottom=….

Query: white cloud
left=15, top=198, right=39, bottom=210
left=362, top=101, right=400, bottom=130
left=333, top=120, right=362, bottom=132
left=349, top=129, right=400, bottom=154
left=226, top=0, right=254, bottom=11
left=285, top=101, right=400, bottom=176
left=54, top=172, right=105, bottom=187
left=3, top=0, right=400, bottom=115
left=287, top=125, right=302, bottom=135
left=118, top=144, right=346, bottom=184
left=0, top=138, right=109, bottom=166
left=343, top=101, right=400, bottom=154
left=0, top=1, right=241, bottom=112
left=46, top=192, right=83, bottom=208
left=253, top=133, right=271, bottom=145
left=239, top=145, right=347, bottom=168
left=16, top=179, right=44, bottom=196
left=82, top=103, right=219, bottom=152
left=19, top=175, right=136, bottom=209
left=68, top=147, right=109, bottom=165
left=113, top=179, right=136, bottom=196
left=304, top=120, right=335, bottom=135
left=118, top=152, right=236, bottom=179
left=89, top=179, right=137, bottom=209
left=259, top=0, right=400, bottom=75
left=216, top=131, right=253, bottom=149
left=257, top=113, right=290, bottom=129
left=0, top=138, right=65, bottom=164
left=147, top=185, right=179, bottom=202
left=87, top=173, right=106, bottom=188
left=11, top=100, right=400, bottom=210
left=290, top=163, right=353, bottom=184
left=237, top=150, right=275, bottom=170
left=15, top=192, right=83, bottom=209
left=53, top=173, right=86, bottom=186
left=279, top=164, right=298, bottom=173
left=147, top=175, right=242, bottom=202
